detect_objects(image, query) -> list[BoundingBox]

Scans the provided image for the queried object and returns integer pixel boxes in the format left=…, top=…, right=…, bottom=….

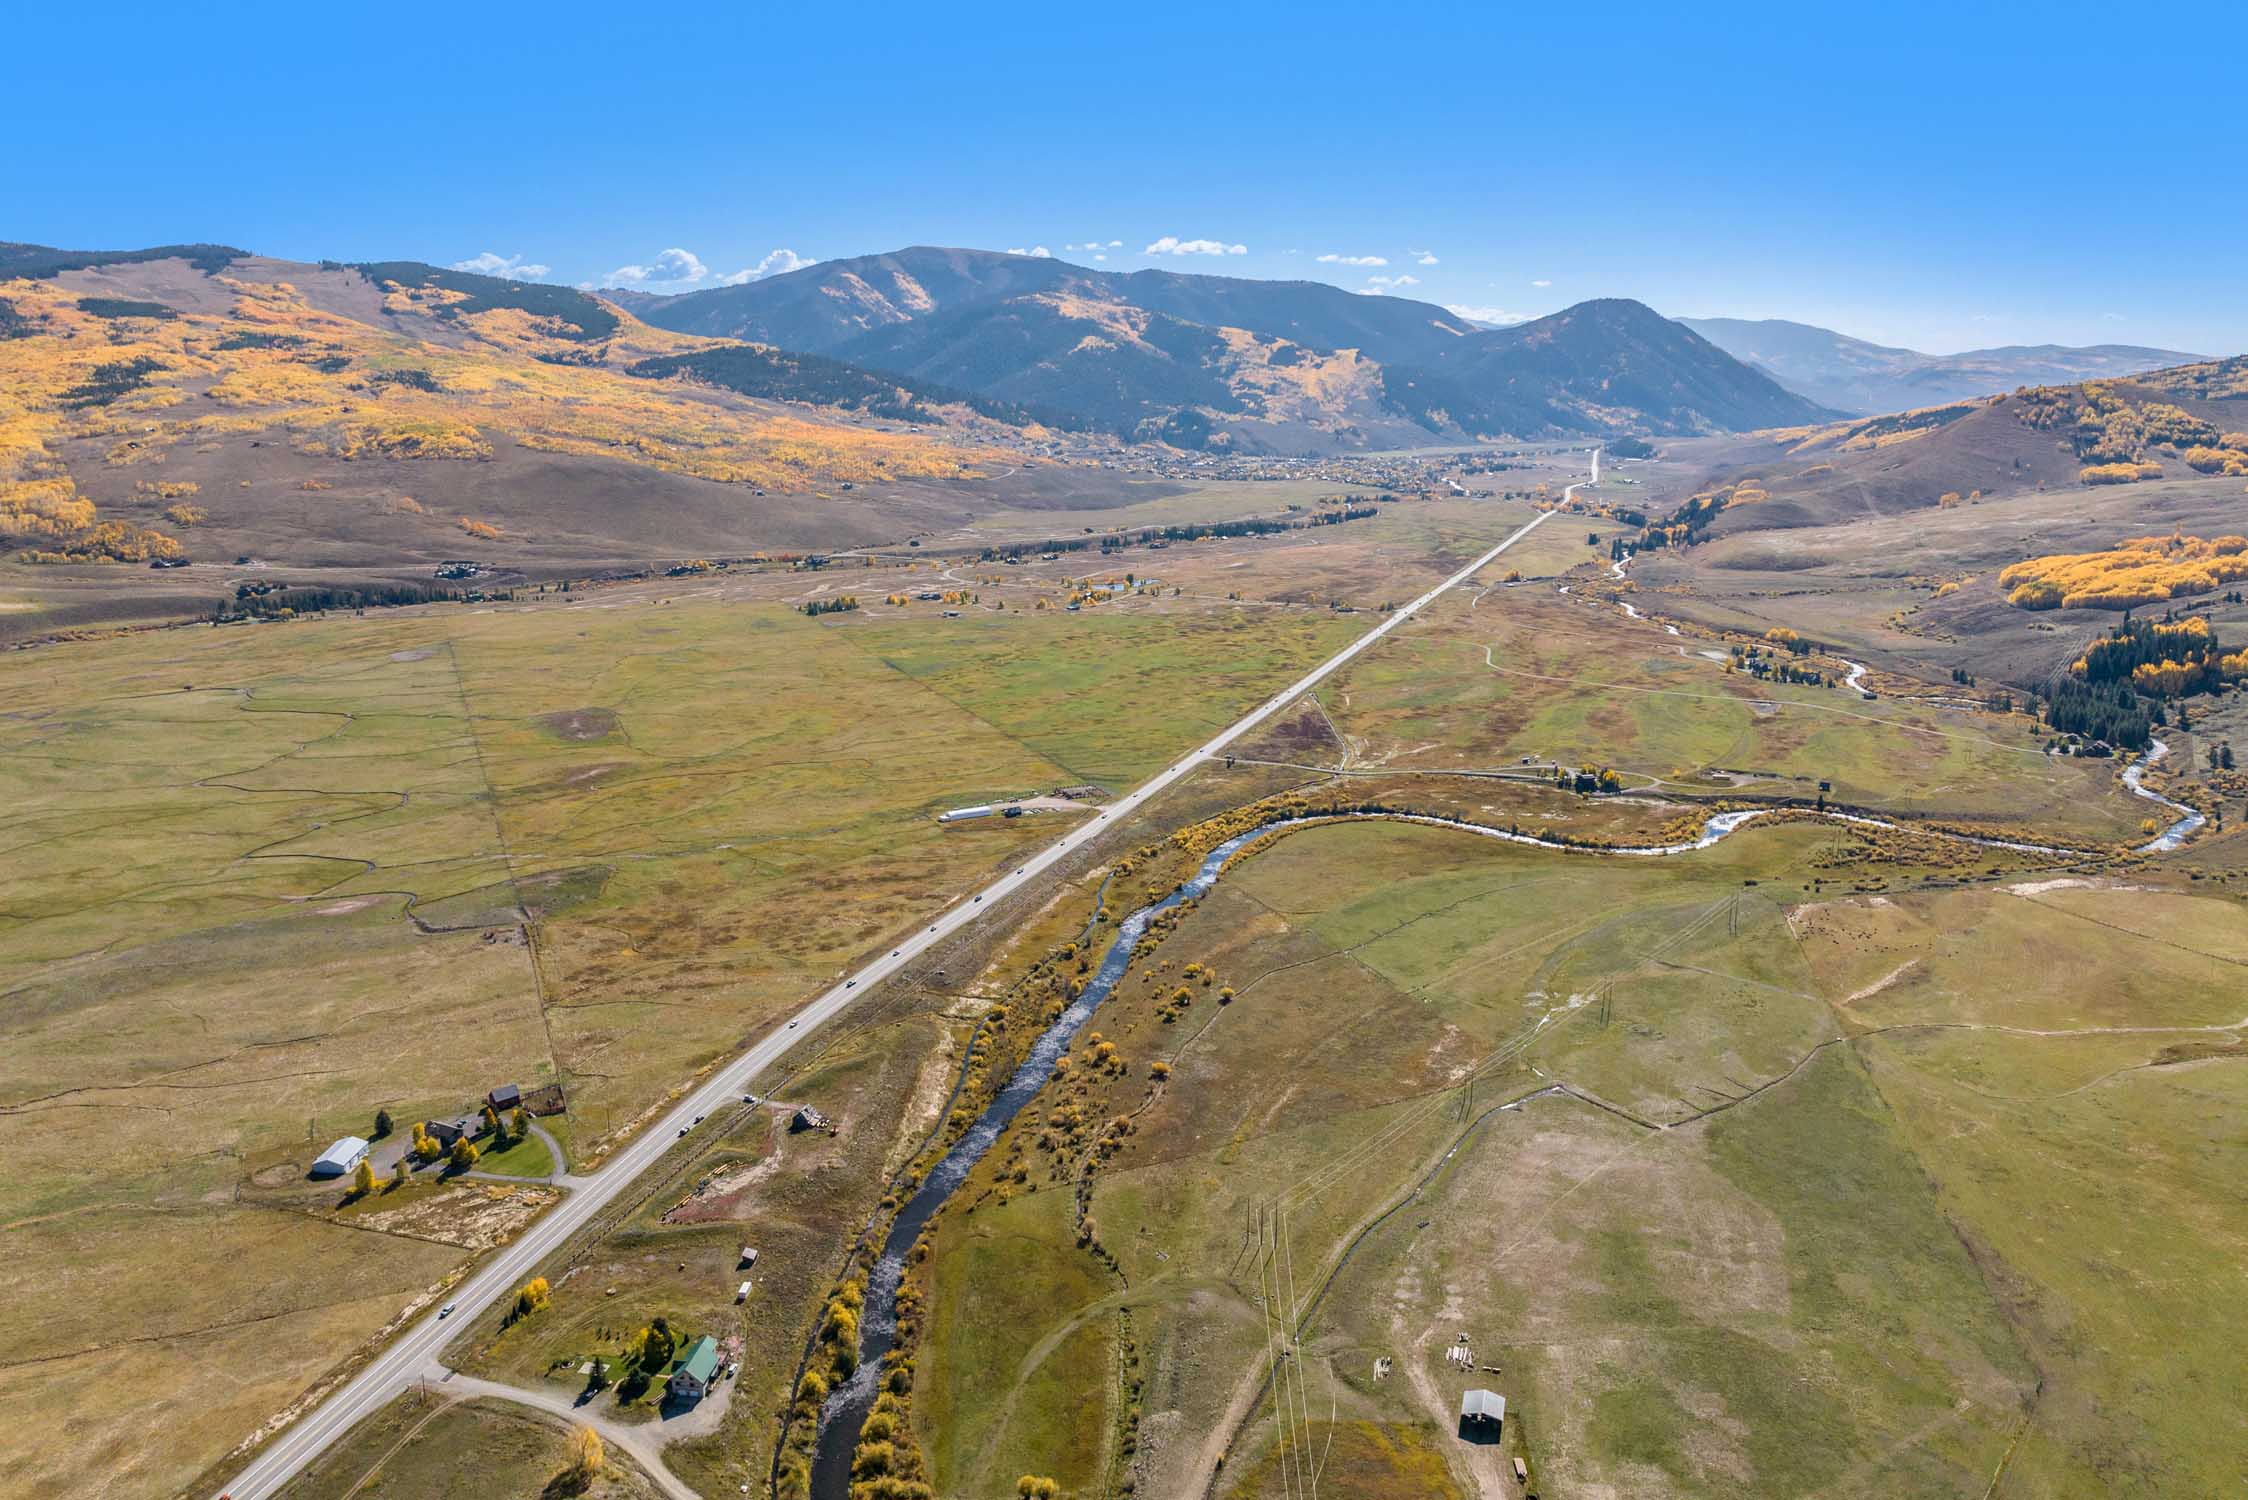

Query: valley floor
left=9, top=470, right=2248, bottom=1500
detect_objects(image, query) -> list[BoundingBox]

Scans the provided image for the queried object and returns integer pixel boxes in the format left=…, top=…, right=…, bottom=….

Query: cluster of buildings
left=1108, top=448, right=1490, bottom=492
left=306, top=1081, right=782, bottom=1418
left=310, top=1081, right=565, bottom=1179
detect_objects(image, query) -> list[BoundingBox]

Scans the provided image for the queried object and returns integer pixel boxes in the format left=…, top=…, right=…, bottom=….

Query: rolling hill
left=1629, top=354, right=2248, bottom=540
left=0, top=244, right=1056, bottom=590
left=1680, top=315, right=2205, bottom=416
left=631, top=247, right=1828, bottom=446
left=1382, top=299, right=1832, bottom=438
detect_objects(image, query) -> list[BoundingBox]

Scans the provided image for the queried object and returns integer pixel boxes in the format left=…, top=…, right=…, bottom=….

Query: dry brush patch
left=0, top=267, right=1017, bottom=564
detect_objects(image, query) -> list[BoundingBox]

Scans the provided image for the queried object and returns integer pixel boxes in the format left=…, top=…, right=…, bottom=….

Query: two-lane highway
left=216, top=498, right=1561, bottom=1500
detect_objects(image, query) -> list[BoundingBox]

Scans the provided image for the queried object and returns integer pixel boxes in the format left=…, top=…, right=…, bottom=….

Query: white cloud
left=601, top=247, right=711, bottom=288
left=1145, top=236, right=1247, bottom=256
left=1447, top=303, right=1531, bottom=325
left=1317, top=253, right=1388, bottom=267
left=451, top=251, right=551, bottom=280
left=714, top=248, right=812, bottom=286
left=1066, top=240, right=1123, bottom=253
left=1363, top=274, right=1421, bottom=293
left=1410, top=249, right=1439, bottom=265
left=1007, top=245, right=1054, bottom=258
left=1107, top=239, right=1122, bottom=248
left=1093, top=254, right=1107, bottom=262
left=1531, top=278, right=1552, bottom=288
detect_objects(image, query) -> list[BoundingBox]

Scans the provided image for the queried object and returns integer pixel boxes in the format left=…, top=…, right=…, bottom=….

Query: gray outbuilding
left=1460, top=1388, right=1505, bottom=1436
left=311, top=1136, right=370, bottom=1178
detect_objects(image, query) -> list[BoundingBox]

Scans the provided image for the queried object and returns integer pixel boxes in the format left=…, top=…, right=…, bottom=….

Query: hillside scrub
left=2185, top=444, right=2248, bottom=476
left=0, top=266, right=1018, bottom=563
left=2000, top=533, right=2248, bottom=610
left=2020, top=381, right=2222, bottom=468
left=2078, top=461, right=2163, bottom=485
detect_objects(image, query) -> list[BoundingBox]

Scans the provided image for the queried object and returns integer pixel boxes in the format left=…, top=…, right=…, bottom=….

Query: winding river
left=1566, top=587, right=2196, bottom=853
left=2125, top=737, right=2207, bottom=852
left=807, top=797, right=2100, bottom=1491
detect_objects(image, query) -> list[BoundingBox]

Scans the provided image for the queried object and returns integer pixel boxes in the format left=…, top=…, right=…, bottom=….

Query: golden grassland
left=1763, top=398, right=1995, bottom=457
left=273, top=1394, right=664, bottom=1500
left=0, top=581, right=1360, bottom=1498
left=49, top=556, right=2240, bottom=1498
left=0, top=271, right=1018, bottom=561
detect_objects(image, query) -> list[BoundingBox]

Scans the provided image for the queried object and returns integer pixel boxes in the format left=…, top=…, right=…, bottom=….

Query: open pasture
left=1314, top=583, right=2150, bottom=842
left=906, top=816, right=1888, bottom=1494
left=1026, top=496, right=1555, bottom=611
left=905, top=814, right=2248, bottom=1498
left=273, top=1393, right=666, bottom=1500
left=0, top=579, right=1357, bottom=1496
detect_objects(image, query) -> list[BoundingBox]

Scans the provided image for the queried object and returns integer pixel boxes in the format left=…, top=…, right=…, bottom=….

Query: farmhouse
left=423, top=1117, right=470, bottom=1148
left=791, top=1106, right=832, bottom=1132
left=311, top=1136, right=369, bottom=1179
left=667, top=1335, right=721, bottom=1401
left=1460, top=1388, right=1505, bottom=1436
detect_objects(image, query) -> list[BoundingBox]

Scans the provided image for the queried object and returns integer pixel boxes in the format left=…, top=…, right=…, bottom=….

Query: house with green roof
left=667, top=1335, right=721, bottom=1401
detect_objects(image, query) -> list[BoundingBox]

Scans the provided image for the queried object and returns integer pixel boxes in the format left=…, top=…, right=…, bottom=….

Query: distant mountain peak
left=1680, top=316, right=2209, bottom=414
left=621, top=247, right=1829, bottom=446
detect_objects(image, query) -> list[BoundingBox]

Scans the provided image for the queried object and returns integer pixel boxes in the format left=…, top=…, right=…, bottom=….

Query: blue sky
left=8, top=1, right=2244, bottom=354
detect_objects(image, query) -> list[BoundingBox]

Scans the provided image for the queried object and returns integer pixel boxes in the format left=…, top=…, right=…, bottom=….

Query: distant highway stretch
left=1563, top=443, right=1600, bottom=503
left=215, top=495, right=1564, bottom=1500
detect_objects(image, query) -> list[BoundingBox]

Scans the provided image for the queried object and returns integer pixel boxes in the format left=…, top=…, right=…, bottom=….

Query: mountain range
left=626, top=247, right=1835, bottom=448
left=11, top=234, right=2230, bottom=600
left=1679, top=316, right=2205, bottom=417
